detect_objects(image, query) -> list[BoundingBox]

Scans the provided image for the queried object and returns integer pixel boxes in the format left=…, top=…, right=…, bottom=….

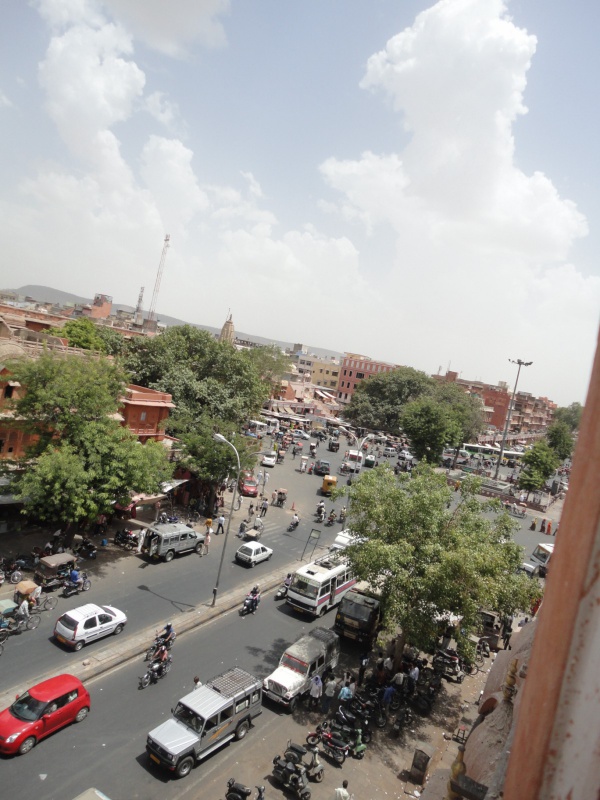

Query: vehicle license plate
left=150, top=753, right=160, bottom=764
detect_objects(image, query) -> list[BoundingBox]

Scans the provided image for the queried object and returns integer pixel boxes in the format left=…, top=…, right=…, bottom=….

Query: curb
left=0, top=560, right=296, bottom=710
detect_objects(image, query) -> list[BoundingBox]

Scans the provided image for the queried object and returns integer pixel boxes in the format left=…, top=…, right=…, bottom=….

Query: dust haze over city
left=1, top=0, right=599, bottom=405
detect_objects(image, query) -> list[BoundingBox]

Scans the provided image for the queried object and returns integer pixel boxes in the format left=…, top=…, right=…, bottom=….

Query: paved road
left=0, top=443, right=351, bottom=692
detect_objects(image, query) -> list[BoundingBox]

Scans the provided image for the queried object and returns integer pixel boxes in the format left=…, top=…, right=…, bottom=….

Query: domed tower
left=219, top=313, right=235, bottom=345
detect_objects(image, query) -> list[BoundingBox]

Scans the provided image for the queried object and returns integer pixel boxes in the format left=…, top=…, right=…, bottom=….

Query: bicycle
left=36, top=595, right=58, bottom=613
left=0, top=613, right=41, bottom=640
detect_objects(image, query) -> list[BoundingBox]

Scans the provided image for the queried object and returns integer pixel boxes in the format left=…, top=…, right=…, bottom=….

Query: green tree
left=519, top=440, right=559, bottom=493
left=245, top=345, right=291, bottom=396
left=553, top=402, right=583, bottom=432
left=339, top=467, right=539, bottom=653
left=122, top=326, right=268, bottom=429
left=401, top=398, right=463, bottom=462
left=434, top=382, right=485, bottom=444
left=344, top=367, right=434, bottom=434
left=50, top=318, right=106, bottom=352
left=95, top=325, right=126, bottom=356
left=7, top=353, right=172, bottom=527
left=177, top=416, right=257, bottom=487
left=546, top=421, right=573, bottom=461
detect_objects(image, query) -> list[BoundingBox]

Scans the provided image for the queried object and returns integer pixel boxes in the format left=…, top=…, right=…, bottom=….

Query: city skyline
left=1, top=0, right=598, bottom=406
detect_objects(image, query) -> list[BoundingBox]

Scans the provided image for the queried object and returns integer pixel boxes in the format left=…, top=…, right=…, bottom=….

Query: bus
left=463, top=443, right=525, bottom=462
left=286, top=551, right=356, bottom=617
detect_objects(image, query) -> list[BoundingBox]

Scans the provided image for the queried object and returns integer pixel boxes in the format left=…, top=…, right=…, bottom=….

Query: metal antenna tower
left=135, top=286, right=144, bottom=315
left=148, top=234, right=170, bottom=322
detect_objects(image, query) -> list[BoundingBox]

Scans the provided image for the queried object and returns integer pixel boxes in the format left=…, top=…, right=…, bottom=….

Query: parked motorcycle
left=283, top=741, right=325, bottom=782
left=336, top=703, right=378, bottom=735
left=324, top=720, right=367, bottom=758
left=139, top=655, right=172, bottom=689
left=390, top=705, right=413, bottom=737
left=225, top=778, right=266, bottom=800
left=240, top=590, right=261, bottom=616
left=306, top=723, right=349, bottom=764
left=271, top=754, right=312, bottom=800
left=144, top=633, right=176, bottom=661
left=61, top=572, right=91, bottom=598
left=433, top=648, right=470, bottom=681
left=73, top=538, right=97, bottom=559
left=158, top=512, right=179, bottom=524
left=114, top=528, right=139, bottom=550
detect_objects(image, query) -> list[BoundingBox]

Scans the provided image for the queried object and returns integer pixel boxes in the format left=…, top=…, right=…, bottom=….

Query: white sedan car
left=54, top=603, right=127, bottom=651
left=235, top=541, right=274, bottom=567
left=261, top=451, right=277, bottom=467
left=292, top=430, right=310, bottom=440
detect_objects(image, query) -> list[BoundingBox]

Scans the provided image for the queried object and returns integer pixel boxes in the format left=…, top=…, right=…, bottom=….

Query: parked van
left=141, top=522, right=205, bottom=562
left=146, top=667, right=262, bottom=779
left=521, top=542, right=554, bottom=578
left=262, top=628, right=339, bottom=712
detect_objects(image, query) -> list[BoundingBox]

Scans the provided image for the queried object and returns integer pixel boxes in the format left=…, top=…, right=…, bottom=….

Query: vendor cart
left=244, top=519, right=264, bottom=541
left=300, top=455, right=308, bottom=473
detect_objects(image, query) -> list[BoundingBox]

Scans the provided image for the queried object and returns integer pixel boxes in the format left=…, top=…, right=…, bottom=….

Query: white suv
left=54, top=603, right=127, bottom=651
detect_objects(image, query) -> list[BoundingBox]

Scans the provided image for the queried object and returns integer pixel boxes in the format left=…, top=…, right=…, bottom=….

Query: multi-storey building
left=336, top=353, right=400, bottom=404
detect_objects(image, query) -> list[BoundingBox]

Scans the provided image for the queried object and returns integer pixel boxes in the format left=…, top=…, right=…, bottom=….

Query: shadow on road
left=137, top=584, right=196, bottom=614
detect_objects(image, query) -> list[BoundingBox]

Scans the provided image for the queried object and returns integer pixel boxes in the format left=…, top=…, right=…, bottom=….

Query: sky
left=1, top=0, right=599, bottom=406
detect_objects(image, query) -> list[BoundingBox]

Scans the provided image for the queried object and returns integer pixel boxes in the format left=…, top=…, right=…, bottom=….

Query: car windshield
left=290, top=577, right=319, bottom=599
left=101, top=606, right=116, bottom=617
left=59, top=614, right=77, bottom=631
left=239, top=547, right=252, bottom=556
left=341, top=599, right=373, bottom=622
left=173, top=702, right=203, bottom=733
left=245, top=480, right=258, bottom=488
left=11, top=691, right=47, bottom=722
left=280, top=654, right=309, bottom=674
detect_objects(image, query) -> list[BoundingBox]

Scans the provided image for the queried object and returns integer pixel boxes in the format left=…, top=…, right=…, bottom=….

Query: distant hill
left=8, top=285, right=342, bottom=360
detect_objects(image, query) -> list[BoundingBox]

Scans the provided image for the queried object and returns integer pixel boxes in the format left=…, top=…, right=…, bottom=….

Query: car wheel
left=75, top=706, right=89, bottom=723
left=234, top=720, right=249, bottom=740
left=175, top=756, right=194, bottom=779
left=74, top=640, right=84, bottom=652
left=164, top=550, right=174, bottom=562
left=113, top=623, right=124, bottom=636
left=18, top=736, right=36, bottom=755
left=195, top=542, right=203, bottom=555
left=251, top=561, right=256, bottom=568
left=289, top=696, right=299, bottom=713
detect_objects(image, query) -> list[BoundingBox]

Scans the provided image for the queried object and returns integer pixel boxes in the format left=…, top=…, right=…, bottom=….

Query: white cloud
left=0, top=89, right=13, bottom=108
left=143, top=91, right=181, bottom=129
left=319, top=0, right=598, bottom=399
left=102, top=0, right=230, bottom=57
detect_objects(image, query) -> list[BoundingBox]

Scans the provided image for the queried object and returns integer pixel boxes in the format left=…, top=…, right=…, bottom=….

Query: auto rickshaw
left=33, top=553, right=78, bottom=592
left=321, top=475, right=338, bottom=496
left=276, top=488, right=288, bottom=507
left=276, top=450, right=285, bottom=463
left=328, top=438, right=340, bottom=453
left=309, top=442, right=317, bottom=457
left=364, top=454, right=376, bottom=468
left=477, top=609, right=502, bottom=651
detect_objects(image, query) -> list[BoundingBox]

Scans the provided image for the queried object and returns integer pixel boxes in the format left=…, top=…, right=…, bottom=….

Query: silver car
left=235, top=542, right=273, bottom=567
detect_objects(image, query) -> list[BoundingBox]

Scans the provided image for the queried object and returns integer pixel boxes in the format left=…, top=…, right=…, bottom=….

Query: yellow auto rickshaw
left=321, top=475, right=338, bottom=496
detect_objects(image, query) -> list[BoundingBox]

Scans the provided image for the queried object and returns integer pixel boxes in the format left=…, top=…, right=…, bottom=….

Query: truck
left=146, top=667, right=262, bottom=779
left=334, top=581, right=381, bottom=644
left=262, top=627, right=339, bottom=712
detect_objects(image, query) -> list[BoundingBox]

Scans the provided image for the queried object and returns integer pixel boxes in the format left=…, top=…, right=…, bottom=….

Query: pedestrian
left=322, top=675, right=337, bottom=714
left=247, top=503, right=254, bottom=522
left=271, top=490, right=277, bottom=506
left=238, top=520, right=247, bottom=538
left=530, top=517, right=537, bottom=532
left=338, top=682, right=352, bottom=706
left=309, top=675, right=323, bottom=709
left=204, top=528, right=211, bottom=555
left=137, top=528, right=146, bottom=554
left=257, top=470, right=263, bottom=485
left=193, top=676, right=202, bottom=689
left=216, top=514, right=225, bottom=534
left=540, top=519, right=547, bottom=534
left=357, top=651, right=369, bottom=687
left=292, top=447, right=297, bottom=459
left=547, top=520, right=552, bottom=536
left=382, top=684, right=396, bottom=714
left=204, top=517, right=213, bottom=535
left=503, top=625, right=513, bottom=650
left=260, top=498, right=269, bottom=518
left=334, top=779, right=350, bottom=800
left=236, top=495, right=243, bottom=511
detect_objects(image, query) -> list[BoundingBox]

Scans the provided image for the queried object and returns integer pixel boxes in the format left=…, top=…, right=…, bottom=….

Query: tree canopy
left=553, top=402, right=583, bottom=432
left=337, top=466, right=539, bottom=653
left=401, top=398, right=463, bottom=462
left=519, top=440, right=560, bottom=493
left=121, top=326, right=268, bottom=429
left=546, top=421, right=574, bottom=461
left=344, top=367, right=435, bottom=434
left=50, top=317, right=107, bottom=352
left=6, top=353, right=172, bottom=527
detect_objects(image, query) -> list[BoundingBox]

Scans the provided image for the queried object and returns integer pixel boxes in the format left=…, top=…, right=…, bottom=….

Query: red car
left=0, top=674, right=90, bottom=755
left=238, top=476, right=259, bottom=497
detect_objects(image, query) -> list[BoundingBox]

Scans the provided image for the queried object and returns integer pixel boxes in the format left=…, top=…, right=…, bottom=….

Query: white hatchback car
left=235, top=541, right=274, bottom=567
left=292, top=430, right=310, bottom=440
left=54, top=603, right=127, bottom=651
left=261, top=451, right=277, bottom=467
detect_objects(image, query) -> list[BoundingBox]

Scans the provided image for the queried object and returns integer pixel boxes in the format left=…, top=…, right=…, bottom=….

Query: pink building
left=336, top=353, right=400, bottom=404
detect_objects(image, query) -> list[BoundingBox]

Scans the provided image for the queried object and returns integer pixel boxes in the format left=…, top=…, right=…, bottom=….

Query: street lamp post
left=211, top=433, right=241, bottom=606
left=493, top=359, right=533, bottom=480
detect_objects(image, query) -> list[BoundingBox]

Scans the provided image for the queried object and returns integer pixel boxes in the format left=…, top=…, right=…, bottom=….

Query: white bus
left=286, top=552, right=356, bottom=617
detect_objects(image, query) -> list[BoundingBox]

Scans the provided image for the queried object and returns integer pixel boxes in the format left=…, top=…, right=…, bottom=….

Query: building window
left=140, top=411, right=147, bottom=422
left=349, top=371, right=353, bottom=377
left=344, top=393, right=348, bottom=400
left=356, top=372, right=364, bottom=379
left=343, top=369, right=347, bottom=376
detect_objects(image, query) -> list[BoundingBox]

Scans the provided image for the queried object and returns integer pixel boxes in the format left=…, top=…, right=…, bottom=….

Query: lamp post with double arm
left=493, top=359, right=533, bottom=480
left=211, top=433, right=241, bottom=607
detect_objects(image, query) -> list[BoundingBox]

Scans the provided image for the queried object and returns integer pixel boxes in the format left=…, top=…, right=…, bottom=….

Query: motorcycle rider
left=284, top=573, right=292, bottom=588
left=339, top=506, right=347, bottom=522
left=152, top=644, right=169, bottom=678
left=160, top=622, right=176, bottom=649
left=327, top=509, right=336, bottom=524
left=291, top=512, right=300, bottom=528
left=316, top=501, right=325, bottom=514
left=69, top=567, right=83, bottom=591
left=250, top=585, right=260, bottom=612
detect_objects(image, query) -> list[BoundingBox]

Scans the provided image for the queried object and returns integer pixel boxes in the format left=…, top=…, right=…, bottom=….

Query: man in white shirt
left=334, top=780, right=350, bottom=800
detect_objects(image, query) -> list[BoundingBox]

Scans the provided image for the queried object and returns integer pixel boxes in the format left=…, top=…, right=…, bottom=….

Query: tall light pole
left=211, top=433, right=241, bottom=606
left=494, top=359, right=533, bottom=480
